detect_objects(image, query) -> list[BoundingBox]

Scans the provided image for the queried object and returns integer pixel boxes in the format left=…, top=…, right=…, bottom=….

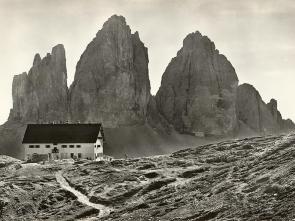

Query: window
left=29, top=145, right=34, bottom=148
left=69, top=145, right=74, bottom=148
left=35, top=145, right=40, bottom=148
left=62, top=145, right=67, bottom=148
left=97, top=145, right=101, bottom=148
left=76, top=145, right=81, bottom=148
left=46, top=145, right=50, bottom=148
left=70, top=153, right=74, bottom=158
left=78, top=153, right=82, bottom=158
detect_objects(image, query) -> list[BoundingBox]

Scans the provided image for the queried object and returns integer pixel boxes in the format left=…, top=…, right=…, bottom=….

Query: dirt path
left=55, top=170, right=112, bottom=217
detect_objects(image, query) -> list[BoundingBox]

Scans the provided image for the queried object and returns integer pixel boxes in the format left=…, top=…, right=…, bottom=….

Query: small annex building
left=23, top=123, right=112, bottom=161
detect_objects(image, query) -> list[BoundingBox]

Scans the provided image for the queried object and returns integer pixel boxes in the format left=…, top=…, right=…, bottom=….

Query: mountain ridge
left=0, top=14, right=294, bottom=159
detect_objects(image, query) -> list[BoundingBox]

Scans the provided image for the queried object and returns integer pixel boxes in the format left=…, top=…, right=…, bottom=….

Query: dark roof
left=22, top=124, right=103, bottom=144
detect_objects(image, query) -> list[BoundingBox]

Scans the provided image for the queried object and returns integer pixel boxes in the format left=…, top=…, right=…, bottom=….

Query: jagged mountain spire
left=10, top=44, right=68, bottom=123
left=155, top=31, right=239, bottom=136
left=69, top=15, right=151, bottom=127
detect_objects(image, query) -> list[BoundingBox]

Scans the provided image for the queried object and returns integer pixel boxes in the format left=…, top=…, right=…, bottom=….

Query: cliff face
left=155, top=32, right=239, bottom=136
left=236, top=84, right=295, bottom=134
left=236, top=84, right=278, bottom=134
left=267, top=99, right=295, bottom=132
left=9, top=44, right=68, bottom=123
left=69, top=15, right=150, bottom=127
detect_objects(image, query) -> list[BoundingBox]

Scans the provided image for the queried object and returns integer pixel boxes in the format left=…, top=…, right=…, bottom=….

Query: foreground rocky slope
left=63, top=133, right=295, bottom=220
left=0, top=160, right=88, bottom=220
left=2, top=133, right=295, bottom=220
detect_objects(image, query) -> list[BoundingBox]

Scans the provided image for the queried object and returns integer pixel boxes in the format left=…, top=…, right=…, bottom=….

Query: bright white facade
left=24, top=140, right=103, bottom=161
left=23, top=124, right=112, bottom=161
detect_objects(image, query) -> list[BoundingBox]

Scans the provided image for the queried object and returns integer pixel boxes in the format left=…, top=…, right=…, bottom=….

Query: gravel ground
left=1, top=133, right=295, bottom=220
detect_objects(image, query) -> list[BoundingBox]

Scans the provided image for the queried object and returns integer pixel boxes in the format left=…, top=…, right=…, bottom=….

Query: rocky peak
left=9, top=44, right=68, bottom=123
left=237, top=84, right=295, bottom=134
left=52, top=44, right=65, bottom=55
left=156, top=31, right=239, bottom=136
left=268, top=98, right=277, bottom=109
left=237, top=83, right=280, bottom=134
left=33, top=54, right=41, bottom=66
left=267, top=98, right=278, bottom=122
left=181, top=31, right=211, bottom=54
left=101, top=15, right=127, bottom=29
left=266, top=98, right=295, bottom=131
left=51, top=44, right=66, bottom=69
left=267, top=98, right=277, bottom=113
left=69, top=15, right=150, bottom=127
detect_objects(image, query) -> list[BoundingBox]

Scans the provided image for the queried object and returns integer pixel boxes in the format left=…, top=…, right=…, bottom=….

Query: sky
left=0, top=0, right=295, bottom=124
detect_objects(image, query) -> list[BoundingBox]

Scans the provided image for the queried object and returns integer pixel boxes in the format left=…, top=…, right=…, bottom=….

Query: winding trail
left=55, top=170, right=112, bottom=217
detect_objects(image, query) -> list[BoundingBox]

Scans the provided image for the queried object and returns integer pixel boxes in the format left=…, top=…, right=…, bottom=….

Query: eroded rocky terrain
left=0, top=158, right=97, bottom=221
left=1, top=133, right=295, bottom=220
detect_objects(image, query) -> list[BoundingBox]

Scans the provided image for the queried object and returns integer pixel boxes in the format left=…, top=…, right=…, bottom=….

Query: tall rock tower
left=236, top=84, right=278, bottom=134
left=9, top=44, right=68, bottom=123
left=69, top=15, right=151, bottom=127
left=156, top=31, right=239, bottom=136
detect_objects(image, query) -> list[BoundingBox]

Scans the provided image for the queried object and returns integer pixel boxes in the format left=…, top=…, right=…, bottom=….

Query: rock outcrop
left=69, top=15, right=150, bottom=127
left=236, top=84, right=294, bottom=134
left=267, top=99, right=279, bottom=124
left=236, top=84, right=278, bottom=134
left=267, top=99, right=295, bottom=132
left=155, top=31, right=239, bottom=136
left=9, top=44, right=68, bottom=123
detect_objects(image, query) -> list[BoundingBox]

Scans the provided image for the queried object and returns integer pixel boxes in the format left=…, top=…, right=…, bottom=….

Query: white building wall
left=24, top=131, right=108, bottom=161
left=94, top=137, right=104, bottom=160
left=24, top=143, right=96, bottom=161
